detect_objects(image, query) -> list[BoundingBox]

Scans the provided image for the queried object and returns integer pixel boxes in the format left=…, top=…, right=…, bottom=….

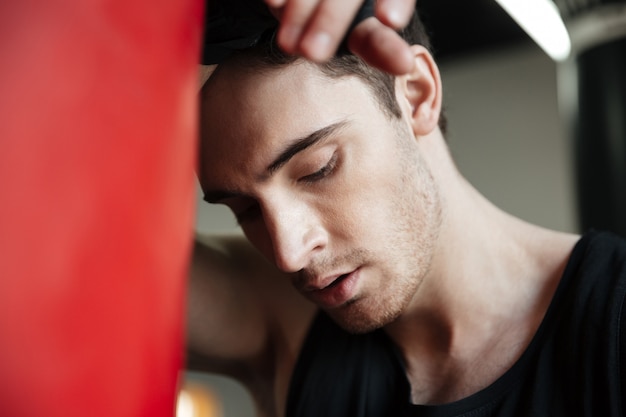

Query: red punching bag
left=0, top=0, right=202, bottom=415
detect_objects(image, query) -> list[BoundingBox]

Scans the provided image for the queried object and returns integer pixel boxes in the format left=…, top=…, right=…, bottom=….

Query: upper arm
left=185, top=232, right=307, bottom=376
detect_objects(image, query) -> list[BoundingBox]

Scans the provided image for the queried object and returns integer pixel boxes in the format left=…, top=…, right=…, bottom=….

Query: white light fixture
left=495, top=0, right=572, bottom=61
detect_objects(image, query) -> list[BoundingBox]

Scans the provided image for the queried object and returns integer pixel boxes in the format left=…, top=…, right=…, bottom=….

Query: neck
left=384, top=131, right=579, bottom=404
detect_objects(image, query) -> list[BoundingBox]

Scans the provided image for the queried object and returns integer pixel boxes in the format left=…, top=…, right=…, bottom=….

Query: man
left=188, top=6, right=626, bottom=417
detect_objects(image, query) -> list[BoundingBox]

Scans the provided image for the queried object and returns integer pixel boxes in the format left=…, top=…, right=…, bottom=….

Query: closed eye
left=299, top=153, right=338, bottom=184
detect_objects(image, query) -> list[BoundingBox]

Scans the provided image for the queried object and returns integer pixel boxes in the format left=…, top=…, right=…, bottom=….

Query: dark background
left=419, top=0, right=530, bottom=61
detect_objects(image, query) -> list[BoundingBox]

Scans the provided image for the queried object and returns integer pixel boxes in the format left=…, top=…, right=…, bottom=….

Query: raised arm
left=185, top=233, right=316, bottom=380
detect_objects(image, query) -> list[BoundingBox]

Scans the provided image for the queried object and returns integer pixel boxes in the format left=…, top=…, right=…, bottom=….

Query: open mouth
left=325, top=273, right=350, bottom=289
left=305, top=269, right=361, bottom=309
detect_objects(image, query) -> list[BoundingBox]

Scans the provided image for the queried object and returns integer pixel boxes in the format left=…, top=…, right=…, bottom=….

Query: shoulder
left=556, top=230, right=626, bottom=347
left=553, top=230, right=626, bottom=412
left=566, top=230, right=626, bottom=290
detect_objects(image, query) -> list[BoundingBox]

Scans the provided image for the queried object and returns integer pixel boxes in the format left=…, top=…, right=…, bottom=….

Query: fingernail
left=380, top=0, right=412, bottom=27
left=306, top=31, right=332, bottom=61
left=385, top=9, right=404, bottom=27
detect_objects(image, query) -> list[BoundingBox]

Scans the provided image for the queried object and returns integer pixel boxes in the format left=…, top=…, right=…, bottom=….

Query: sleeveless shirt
left=286, top=231, right=626, bottom=417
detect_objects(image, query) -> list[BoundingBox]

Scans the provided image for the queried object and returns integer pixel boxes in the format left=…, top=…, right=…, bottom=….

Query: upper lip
left=301, top=271, right=352, bottom=292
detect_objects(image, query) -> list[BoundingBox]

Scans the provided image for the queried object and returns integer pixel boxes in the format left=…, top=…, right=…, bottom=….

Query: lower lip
left=306, top=269, right=361, bottom=309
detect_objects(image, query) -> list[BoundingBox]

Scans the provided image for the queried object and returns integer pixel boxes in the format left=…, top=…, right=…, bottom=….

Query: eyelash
left=232, top=153, right=339, bottom=224
left=300, top=153, right=338, bottom=184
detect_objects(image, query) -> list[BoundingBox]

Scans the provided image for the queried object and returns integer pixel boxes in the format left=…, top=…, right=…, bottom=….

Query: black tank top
left=285, top=231, right=626, bottom=417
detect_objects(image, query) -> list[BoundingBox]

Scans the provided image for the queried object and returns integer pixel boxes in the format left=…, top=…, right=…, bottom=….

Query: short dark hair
left=218, top=11, right=447, bottom=134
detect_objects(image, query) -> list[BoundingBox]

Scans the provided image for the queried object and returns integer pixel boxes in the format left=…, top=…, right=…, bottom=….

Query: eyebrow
left=266, top=120, right=349, bottom=175
left=203, top=120, right=349, bottom=204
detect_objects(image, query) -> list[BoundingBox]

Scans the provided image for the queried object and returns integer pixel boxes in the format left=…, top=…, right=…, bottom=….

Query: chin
left=326, top=299, right=402, bottom=334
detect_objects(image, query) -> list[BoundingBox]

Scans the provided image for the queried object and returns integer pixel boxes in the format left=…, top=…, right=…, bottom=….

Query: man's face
left=199, top=61, right=441, bottom=333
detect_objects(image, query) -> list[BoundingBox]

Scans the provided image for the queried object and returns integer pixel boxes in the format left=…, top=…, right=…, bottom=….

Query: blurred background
left=179, top=0, right=626, bottom=415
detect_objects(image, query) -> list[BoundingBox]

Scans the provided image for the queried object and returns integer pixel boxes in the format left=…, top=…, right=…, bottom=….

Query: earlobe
left=397, top=45, right=442, bottom=136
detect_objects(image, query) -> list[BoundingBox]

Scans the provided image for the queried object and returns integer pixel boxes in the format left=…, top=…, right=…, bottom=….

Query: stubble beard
left=327, top=131, right=442, bottom=335
left=327, top=290, right=412, bottom=334
left=340, top=125, right=443, bottom=333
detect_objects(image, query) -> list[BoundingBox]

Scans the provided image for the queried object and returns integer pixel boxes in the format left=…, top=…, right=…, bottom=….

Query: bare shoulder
left=186, top=232, right=316, bottom=381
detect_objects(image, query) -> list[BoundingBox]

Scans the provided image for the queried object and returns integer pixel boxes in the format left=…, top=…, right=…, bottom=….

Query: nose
left=263, top=199, right=327, bottom=273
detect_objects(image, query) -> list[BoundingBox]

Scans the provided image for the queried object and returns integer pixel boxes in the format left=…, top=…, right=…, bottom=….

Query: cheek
left=326, top=181, right=398, bottom=244
left=323, top=157, right=405, bottom=241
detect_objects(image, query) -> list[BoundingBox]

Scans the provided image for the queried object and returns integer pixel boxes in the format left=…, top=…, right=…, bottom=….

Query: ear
left=396, top=45, right=442, bottom=136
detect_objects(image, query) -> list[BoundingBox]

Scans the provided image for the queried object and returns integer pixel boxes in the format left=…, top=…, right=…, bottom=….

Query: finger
left=266, top=4, right=284, bottom=20
left=376, top=0, right=416, bottom=29
left=265, top=0, right=287, bottom=8
left=298, top=0, right=363, bottom=62
left=276, top=0, right=320, bottom=55
left=348, top=17, right=415, bottom=75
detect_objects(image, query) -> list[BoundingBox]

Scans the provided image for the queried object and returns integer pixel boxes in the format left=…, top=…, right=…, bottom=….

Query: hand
left=266, top=0, right=416, bottom=75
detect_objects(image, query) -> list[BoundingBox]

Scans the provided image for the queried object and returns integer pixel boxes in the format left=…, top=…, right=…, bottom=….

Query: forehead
left=198, top=61, right=380, bottom=184
left=201, top=61, right=368, bottom=137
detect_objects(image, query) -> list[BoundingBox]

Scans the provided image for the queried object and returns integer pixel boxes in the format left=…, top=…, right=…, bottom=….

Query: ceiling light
left=495, top=0, right=572, bottom=61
